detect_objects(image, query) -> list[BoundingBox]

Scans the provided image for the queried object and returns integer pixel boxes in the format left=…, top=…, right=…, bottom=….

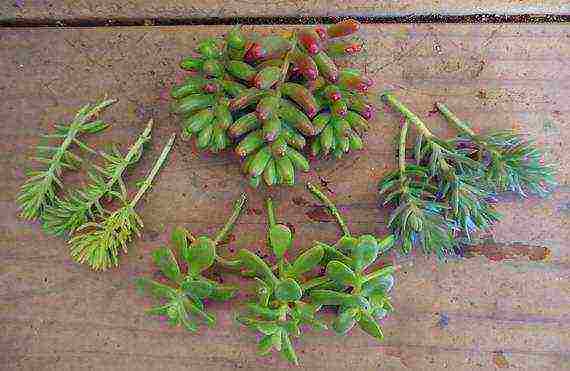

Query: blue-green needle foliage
left=379, top=93, right=507, bottom=256
left=436, top=102, right=557, bottom=198
left=42, top=120, right=153, bottom=237
left=136, top=193, right=247, bottom=331
left=17, top=98, right=117, bottom=220
left=236, top=198, right=327, bottom=365
left=69, top=134, right=175, bottom=271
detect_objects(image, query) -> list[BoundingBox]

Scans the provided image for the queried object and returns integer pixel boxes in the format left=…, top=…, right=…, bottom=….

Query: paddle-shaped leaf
left=151, top=246, right=181, bottom=282
left=269, top=224, right=292, bottom=259
left=352, top=235, right=379, bottom=272
left=181, top=277, right=215, bottom=299
left=326, top=260, right=358, bottom=287
left=362, top=274, right=395, bottom=296
left=238, top=249, right=279, bottom=286
left=332, top=308, right=357, bottom=335
left=357, top=310, right=384, bottom=340
left=185, top=236, right=216, bottom=276
left=335, top=235, right=358, bottom=252
left=171, top=227, right=189, bottom=256
left=289, top=246, right=324, bottom=277
left=275, top=278, right=303, bottom=301
left=135, top=277, right=178, bottom=300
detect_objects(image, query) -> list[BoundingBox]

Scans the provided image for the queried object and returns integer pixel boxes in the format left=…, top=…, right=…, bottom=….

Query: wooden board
left=1, top=1, right=569, bottom=23
left=1, top=24, right=569, bottom=370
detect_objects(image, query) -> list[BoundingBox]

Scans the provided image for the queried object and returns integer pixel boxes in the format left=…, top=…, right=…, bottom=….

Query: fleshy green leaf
left=151, top=247, right=181, bottom=282
left=269, top=224, right=292, bottom=259
left=238, top=249, right=278, bottom=286
left=357, top=310, right=384, bottom=340
left=171, top=227, right=189, bottom=256
left=246, top=303, right=282, bottom=320
left=185, top=236, right=216, bottom=276
left=135, top=277, right=178, bottom=300
left=274, top=278, right=303, bottom=302
left=257, top=322, right=281, bottom=335
left=362, top=275, right=395, bottom=296
left=310, top=289, right=353, bottom=306
left=335, top=235, right=358, bottom=252
left=352, top=235, right=379, bottom=272
left=181, top=277, right=215, bottom=299
left=289, top=246, right=324, bottom=277
left=281, top=331, right=299, bottom=365
left=326, top=261, right=358, bottom=287
left=332, top=308, right=357, bottom=335
left=209, top=284, right=239, bottom=301
left=258, top=335, right=274, bottom=355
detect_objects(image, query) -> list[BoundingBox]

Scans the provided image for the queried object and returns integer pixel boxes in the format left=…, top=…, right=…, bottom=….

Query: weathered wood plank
left=1, top=24, right=569, bottom=370
left=0, top=1, right=569, bottom=23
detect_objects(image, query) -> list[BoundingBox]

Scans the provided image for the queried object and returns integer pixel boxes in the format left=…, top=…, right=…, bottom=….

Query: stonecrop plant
left=170, top=19, right=376, bottom=187
left=378, top=92, right=556, bottom=257
left=137, top=184, right=396, bottom=365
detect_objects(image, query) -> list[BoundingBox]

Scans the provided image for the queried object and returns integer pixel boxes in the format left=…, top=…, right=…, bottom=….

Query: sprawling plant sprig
left=42, top=120, right=153, bottom=236
left=171, top=19, right=375, bottom=187
left=236, top=198, right=327, bottom=364
left=436, top=102, right=557, bottom=197
left=69, top=134, right=175, bottom=270
left=304, top=183, right=396, bottom=337
left=379, top=93, right=506, bottom=255
left=16, top=98, right=117, bottom=220
left=136, top=193, right=247, bottom=331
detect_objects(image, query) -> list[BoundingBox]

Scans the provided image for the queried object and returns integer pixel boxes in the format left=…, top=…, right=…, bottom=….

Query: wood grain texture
left=0, top=1, right=569, bottom=22
left=1, top=24, right=569, bottom=370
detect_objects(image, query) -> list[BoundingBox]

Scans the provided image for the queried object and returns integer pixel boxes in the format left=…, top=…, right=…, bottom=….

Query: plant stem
left=306, top=182, right=351, bottom=236
left=435, top=103, right=475, bottom=136
left=300, top=275, right=331, bottom=290
left=266, top=197, right=277, bottom=228
left=382, top=92, right=434, bottom=138
left=398, top=119, right=409, bottom=183
left=214, top=192, right=247, bottom=245
left=129, top=133, right=176, bottom=208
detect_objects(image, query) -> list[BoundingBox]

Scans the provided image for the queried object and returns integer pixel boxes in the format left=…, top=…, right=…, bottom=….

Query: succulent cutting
left=170, top=19, right=375, bottom=187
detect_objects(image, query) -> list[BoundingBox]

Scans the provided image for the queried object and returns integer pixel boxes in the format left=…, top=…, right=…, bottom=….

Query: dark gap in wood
left=1, top=13, right=569, bottom=28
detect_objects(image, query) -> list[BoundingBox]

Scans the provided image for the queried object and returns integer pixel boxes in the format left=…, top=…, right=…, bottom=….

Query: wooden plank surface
left=1, top=24, right=569, bottom=370
left=1, top=1, right=569, bottom=23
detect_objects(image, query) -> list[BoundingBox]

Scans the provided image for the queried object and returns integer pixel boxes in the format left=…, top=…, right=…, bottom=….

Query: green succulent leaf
left=357, top=310, right=384, bottom=340
left=151, top=247, right=181, bottom=282
left=181, top=277, right=215, bottom=299
left=269, top=224, right=292, bottom=259
left=332, top=308, right=357, bottom=335
left=289, top=246, right=324, bottom=277
left=171, top=227, right=189, bottom=256
left=238, top=249, right=279, bottom=287
left=352, top=235, right=380, bottom=272
left=335, top=235, right=358, bottom=252
left=185, top=236, right=216, bottom=276
left=209, top=284, right=239, bottom=301
left=362, top=274, right=394, bottom=296
left=326, top=260, right=358, bottom=287
left=135, top=277, right=178, bottom=300
left=275, top=278, right=303, bottom=302
left=281, top=331, right=299, bottom=365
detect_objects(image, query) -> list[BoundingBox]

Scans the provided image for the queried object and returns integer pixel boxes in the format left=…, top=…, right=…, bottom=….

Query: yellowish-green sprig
left=69, top=133, right=176, bottom=271
left=16, top=98, right=117, bottom=220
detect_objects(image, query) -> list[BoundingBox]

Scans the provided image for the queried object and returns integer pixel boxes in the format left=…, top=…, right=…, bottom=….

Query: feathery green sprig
left=42, top=120, right=153, bottom=236
left=16, top=98, right=117, bottom=220
left=136, top=192, right=247, bottom=331
left=69, top=133, right=175, bottom=271
left=436, top=102, right=557, bottom=197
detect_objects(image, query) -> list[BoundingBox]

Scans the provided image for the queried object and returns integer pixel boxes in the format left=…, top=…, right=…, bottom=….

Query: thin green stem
left=300, top=276, right=331, bottom=290
left=214, top=192, right=247, bottom=245
left=130, top=133, right=176, bottom=208
left=306, top=182, right=351, bottom=237
left=382, top=92, right=434, bottom=138
left=435, top=102, right=476, bottom=136
left=399, top=120, right=409, bottom=183
left=266, top=197, right=277, bottom=228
